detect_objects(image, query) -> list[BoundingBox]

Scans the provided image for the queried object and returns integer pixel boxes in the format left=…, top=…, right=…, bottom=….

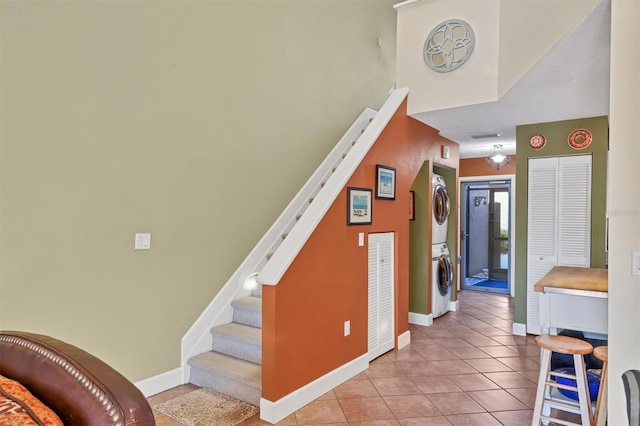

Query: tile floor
left=147, top=290, right=581, bottom=425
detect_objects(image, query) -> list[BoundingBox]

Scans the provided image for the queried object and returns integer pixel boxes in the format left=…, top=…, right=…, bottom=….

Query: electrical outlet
left=344, top=320, right=350, bottom=336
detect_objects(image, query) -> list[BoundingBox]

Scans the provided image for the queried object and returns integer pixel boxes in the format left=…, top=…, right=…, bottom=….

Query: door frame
left=458, top=174, right=516, bottom=297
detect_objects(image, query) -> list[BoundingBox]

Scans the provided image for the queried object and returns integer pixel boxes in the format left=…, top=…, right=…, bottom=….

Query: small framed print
left=409, top=191, right=415, bottom=221
left=376, top=165, right=396, bottom=200
left=347, top=187, right=372, bottom=225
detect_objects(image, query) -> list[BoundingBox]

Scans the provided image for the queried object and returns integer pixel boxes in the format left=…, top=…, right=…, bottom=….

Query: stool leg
left=532, top=348, right=552, bottom=426
left=595, top=360, right=608, bottom=426
left=573, top=353, right=593, bottom=426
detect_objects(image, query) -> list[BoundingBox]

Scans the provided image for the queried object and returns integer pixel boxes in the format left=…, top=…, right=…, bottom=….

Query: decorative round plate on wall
left=529, top=134, right=546, bottom=150
left=568, top=128, right=592, bottom=149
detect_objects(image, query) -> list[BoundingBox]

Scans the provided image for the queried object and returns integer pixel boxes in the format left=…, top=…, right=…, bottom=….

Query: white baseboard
left=134, top=367, right=182, bottom=398
left=260, top=354, right=369, bottom=424
left=397, top=330, right=411, bottom=350
left=408, top=312, right=433, bottom=326
left=449, top=300, right=459, bottom=312
left=512, top=322, right=527, bottom=336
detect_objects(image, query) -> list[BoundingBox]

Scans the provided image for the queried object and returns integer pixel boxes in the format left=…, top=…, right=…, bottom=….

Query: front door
left=460, top=180, right=511, bottom=295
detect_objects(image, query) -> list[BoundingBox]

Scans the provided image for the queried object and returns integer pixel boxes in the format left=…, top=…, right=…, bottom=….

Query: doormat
left=153, top=388, right=258, bottom=426
left=471, top=279, right=508, bottom=289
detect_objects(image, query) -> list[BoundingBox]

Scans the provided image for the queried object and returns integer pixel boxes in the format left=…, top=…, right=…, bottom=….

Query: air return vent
left=471, top=133, right=501, bottom=139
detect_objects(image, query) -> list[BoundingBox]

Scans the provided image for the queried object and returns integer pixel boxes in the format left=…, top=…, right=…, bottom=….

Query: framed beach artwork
left=376, top=165, right=396, bottom=200
left=347, top=187, right=372, bottom=225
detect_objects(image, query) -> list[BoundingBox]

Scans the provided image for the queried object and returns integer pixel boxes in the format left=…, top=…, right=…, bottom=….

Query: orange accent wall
left=262, top=101, right=459, bottom=401
left=459, top=157, right=516, bottom=177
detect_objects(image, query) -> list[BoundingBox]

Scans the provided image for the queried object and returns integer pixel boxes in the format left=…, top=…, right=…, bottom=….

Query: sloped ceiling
left=410, top=0, right=611, bottom=159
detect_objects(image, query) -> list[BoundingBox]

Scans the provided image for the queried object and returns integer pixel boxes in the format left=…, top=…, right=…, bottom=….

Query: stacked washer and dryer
left=432, top=174, right=454, bottom=318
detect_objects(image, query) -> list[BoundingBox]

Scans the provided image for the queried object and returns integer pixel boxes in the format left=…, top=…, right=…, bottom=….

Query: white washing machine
left=432, top=243, right=453, bottom=318
left=432, top=174, right=450, bottom=244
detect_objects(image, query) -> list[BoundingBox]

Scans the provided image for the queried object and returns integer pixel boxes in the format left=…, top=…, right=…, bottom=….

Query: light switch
left=358, top=233, right=365, bottom=247
left=344, top=320, right=351, bottom=336
left=633, top=250, right=640, bottom=276
left=135, top=233, right=151, bottom=250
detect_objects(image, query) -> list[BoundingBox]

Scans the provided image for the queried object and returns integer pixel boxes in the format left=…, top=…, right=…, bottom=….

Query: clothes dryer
left=432, top=243, right=453, bottom=318
left=432, top=174, right=450, bottom=244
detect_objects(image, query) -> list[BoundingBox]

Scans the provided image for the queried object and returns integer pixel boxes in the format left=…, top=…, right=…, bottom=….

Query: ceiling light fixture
left=486, top=144, right=510, bottom=170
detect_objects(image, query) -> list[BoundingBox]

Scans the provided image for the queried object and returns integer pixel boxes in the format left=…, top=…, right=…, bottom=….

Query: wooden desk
left=534, top=266, right=608, bottom=335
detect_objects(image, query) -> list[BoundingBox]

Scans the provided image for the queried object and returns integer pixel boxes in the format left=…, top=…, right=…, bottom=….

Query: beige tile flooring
left=148, top=290, right=578, bottom=425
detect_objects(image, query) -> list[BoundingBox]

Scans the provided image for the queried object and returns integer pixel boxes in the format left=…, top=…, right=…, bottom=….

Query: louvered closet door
left=368, top=232, right=395, bottom=361
left=558, top=155, right=592, bottom=266
left=527, top=155, right=591, bottom=334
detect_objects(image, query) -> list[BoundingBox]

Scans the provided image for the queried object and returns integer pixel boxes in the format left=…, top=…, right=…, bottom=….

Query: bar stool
left=593, top=346, right=608, bottom=426
left=532, top=334, right=594, bottom=426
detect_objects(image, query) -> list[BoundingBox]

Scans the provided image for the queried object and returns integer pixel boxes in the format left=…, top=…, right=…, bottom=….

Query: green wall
left=514, top=116, right=609, bottom=325
left=434, top=165, right=458, bottom=300
left=0, top=0, right=398, bottom=381
left=409, top=162, right=458, bottom=315
left=409, top=163, right=430, bottom=314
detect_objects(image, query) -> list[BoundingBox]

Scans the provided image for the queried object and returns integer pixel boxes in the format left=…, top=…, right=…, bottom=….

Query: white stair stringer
left=181, top=99, right=384, bottom=377
left=181, top=88, right=409, bottom=415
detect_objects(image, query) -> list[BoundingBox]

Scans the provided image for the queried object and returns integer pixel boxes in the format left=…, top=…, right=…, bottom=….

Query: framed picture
left=376, top=165, right=396, bottom=200
left=409, top=191, right=415, bottom=221
left=347, top=187, right=372, bottom=225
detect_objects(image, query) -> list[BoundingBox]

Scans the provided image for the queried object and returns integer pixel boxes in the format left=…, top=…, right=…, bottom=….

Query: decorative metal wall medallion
left=568, top=128, right=592, bottom=149
left=423, top=19, right=475, bottom=73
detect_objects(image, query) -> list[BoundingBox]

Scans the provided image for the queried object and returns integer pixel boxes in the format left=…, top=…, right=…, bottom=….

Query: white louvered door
left=527, top=155, right=592, bottom=334
left=558, top=156, right=592, bottom=266
left=368, top=232, right=395, bottom=361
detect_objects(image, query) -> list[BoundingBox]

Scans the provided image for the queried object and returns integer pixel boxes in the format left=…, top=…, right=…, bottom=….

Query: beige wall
left=608, top=0, right=640, bottom=423
left=0, top=0, right=398, bottom=381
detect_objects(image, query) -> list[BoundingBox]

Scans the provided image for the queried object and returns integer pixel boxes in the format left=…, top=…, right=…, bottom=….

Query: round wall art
left=568, top=128, right=592, bottom=149
left=423, top=19, right=475, bottom=73
left=529, top=134, right=546, bottom=150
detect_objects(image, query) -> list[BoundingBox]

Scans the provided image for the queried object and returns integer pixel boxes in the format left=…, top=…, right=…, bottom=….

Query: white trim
left=408, top=311, right=433, bottom=326
left=258, top=88, right=409, bottom=286
left=259, top=354, right=369, bottom=424
left=449, top=300, right=459, bottom=312
left=134, top=367, right=182, bottom=398
left=397, top=330, right=411, bottom=350
left=181, top=105, right=382, bottom=377
left=512, top=322, right=527, bottom=336
left=393, top=0, right=421, bottom=10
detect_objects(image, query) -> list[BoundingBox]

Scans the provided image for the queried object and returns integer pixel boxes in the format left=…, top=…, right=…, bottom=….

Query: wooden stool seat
left=593, top=345, right=607, bottom=362
left=593, top=346, right=608, bottom=426
left=535, top=334, right=594, bottom=355
left=532, top=335, right=594, bottom=426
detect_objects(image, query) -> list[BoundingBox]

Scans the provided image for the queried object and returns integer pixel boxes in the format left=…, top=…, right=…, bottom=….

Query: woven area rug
left=153, top=388, right=258, bottom=426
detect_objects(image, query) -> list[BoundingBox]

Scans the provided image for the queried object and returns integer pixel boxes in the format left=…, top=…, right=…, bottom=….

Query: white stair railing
left=180, top=88, right=409, bottom=377
left=257, top=88, right=409, bottom=285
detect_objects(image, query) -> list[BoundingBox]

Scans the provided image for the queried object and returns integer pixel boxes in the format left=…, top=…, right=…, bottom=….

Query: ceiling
left=410, top=0, right=611, bottom=159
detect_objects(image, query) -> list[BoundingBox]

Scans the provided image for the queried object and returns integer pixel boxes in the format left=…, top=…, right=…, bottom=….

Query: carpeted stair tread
left=231, top=296, right=262, bottom=328
left=188, top=351, right=261, bottom=387
left=211, top=322, right=261, bottom=363
left=188, top=351, right=261, bottom=406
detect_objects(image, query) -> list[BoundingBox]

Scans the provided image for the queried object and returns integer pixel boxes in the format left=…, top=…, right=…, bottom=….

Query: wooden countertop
left=534, top=266, right=608, bottom=293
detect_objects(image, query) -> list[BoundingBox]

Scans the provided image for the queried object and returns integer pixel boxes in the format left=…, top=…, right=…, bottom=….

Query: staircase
left=183, top=110, right=378, bottom=407
left=187, top=286, right=263, bottom=405
left=181, top=89, right=409, bottom=411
